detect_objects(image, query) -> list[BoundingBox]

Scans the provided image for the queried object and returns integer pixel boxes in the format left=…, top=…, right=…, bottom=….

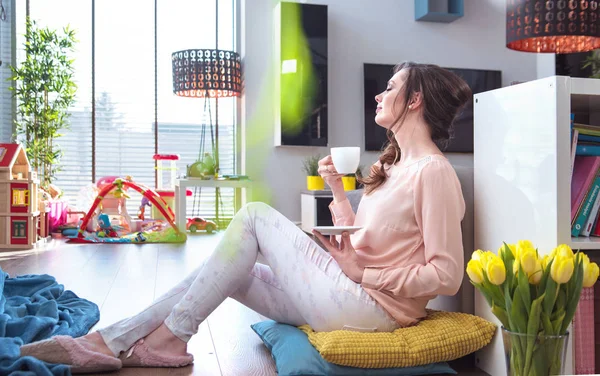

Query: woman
left=20, top=61, right=472, bottom=373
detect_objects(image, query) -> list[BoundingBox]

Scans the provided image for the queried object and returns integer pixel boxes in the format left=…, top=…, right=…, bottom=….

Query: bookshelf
left=473, top=76, right=600, bottom=376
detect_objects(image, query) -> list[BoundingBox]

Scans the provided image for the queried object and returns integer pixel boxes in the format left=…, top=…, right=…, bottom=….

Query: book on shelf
left=570, top=117, right=600, bottom=237
left=571, top=131, right=579, bottom=180
left=570, top=156, right=600, bottom=236
left=571, top=113, right=577, bottom=180
left=577, top=144, right=600, bottom=156
left=592, top=217, right=600, bottom=237
left=573, top=123, right=600, bottom=157
left=581, top=191, right=600, bottom=237
left=579, top=134, right=600, bottom=143
left=574, top=122, right=600, bottom=138
left=572, top=177, right=600, bottom=237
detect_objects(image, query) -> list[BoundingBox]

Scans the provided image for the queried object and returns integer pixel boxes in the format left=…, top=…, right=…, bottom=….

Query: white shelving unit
left=474, top=76, right=600, bottom=376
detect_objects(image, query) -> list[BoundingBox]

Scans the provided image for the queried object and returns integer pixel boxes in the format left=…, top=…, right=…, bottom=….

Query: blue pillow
left=251, top=320, right=456, bottom=376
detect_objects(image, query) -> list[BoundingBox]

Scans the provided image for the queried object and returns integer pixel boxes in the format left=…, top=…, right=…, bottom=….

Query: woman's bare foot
left=142, top=323, right=188, bottom=357
left=76, top=332, right=116, bottom=358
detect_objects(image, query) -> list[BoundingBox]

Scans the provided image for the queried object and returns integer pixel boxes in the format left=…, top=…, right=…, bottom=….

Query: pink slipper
left=20, top=335, right=122, bottom=374
left=119, top=338, right=194, bottom=368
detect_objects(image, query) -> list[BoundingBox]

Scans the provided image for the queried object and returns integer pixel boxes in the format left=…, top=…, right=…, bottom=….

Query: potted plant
left=466, top=241, right=599, bottom=375
left=341, top=173, right=355, bottom=191
left=9, top=19, right=77, bottom=188
left=342, top=164, right=364, bottom=191
left=302, top=154, right=324, bottom=191
left=356, top=164, right=366, bottom=189
left=187, top=152, right=217, bottom=179
left=583, top=49, right=600, bottom=78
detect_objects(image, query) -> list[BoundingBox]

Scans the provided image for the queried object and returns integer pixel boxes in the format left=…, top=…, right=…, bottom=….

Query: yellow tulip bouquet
left=466, top=241, right=599, bottom=376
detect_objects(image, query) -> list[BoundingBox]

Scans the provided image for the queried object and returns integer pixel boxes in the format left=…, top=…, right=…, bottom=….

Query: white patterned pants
left=98, top=202, right=399, bottom=356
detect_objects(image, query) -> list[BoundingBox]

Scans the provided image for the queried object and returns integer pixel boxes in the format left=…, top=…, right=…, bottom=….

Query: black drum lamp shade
left=506, top=0, right=600, bottom=53
left=172, top=48, right=242, bottom=98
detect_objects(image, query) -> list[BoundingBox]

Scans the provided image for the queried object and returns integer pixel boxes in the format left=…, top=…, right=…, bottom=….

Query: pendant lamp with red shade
left=506, top=0, right=600, bottom=53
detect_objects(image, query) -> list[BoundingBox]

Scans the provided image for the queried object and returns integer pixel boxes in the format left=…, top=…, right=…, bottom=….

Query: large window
left=94, top=1, right=155, bottom=192
left=16, top=0, right=94, bottom=202
left=157, top=0, right=237, bottom=223
left=12, top=0, right=238, bottom=223
left=0, top=0, right=14, bottom=143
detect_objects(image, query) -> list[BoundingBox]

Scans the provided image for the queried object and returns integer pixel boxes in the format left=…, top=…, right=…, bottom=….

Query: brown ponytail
left=358, top=61, right=471, bottom=195
left=357, top=130, right=400, bottom=195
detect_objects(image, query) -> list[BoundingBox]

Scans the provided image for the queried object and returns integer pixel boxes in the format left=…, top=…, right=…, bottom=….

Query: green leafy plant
left=187, top=152, right=216, bottom=179
left=301, top=154, right=321, bottom=176
left=199, top=152, right=217, bottom=176
left=356, top=164, right=365, bottom=178
left=9, top=19, right=77, bottom=187
left=583, top=49, right=600, bottom=79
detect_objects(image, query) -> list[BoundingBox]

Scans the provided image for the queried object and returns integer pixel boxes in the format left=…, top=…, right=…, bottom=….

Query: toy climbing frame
left=72, top=178, right=186, bottom=243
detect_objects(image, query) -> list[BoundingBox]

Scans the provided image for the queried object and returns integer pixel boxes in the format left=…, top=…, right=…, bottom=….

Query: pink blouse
left=329, top=154, right=466, bottom=326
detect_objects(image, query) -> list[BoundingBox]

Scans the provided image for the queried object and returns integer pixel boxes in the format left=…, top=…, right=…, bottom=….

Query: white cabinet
left=473, top=76, right=600, bottom=376
left=300, top=190, right=334, bottom=233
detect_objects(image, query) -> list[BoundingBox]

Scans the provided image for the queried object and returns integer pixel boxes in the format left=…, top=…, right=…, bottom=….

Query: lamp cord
left=215, top=0, right=218, bottom=50
left=214, top=0, right=219, bottom=174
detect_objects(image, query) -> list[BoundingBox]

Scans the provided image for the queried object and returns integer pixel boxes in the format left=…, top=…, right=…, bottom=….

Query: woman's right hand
left=318, top=155, right=344, bottom=189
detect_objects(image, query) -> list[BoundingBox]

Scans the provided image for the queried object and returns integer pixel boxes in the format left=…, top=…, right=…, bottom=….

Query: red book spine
left=591, top=210, right=600, bottom=237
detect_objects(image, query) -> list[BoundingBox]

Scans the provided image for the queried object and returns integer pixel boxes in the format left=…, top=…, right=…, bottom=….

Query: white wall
left=537, top=54, right=556, bottom=79
left=241, top=0, right=540, bottom=221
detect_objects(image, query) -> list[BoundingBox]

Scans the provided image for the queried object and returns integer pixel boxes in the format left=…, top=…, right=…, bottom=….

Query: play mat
left=65, top=177, right=187, bottom=244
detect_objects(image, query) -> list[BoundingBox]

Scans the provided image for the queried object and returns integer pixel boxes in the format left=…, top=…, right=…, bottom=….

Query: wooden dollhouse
left=0, top=143, right=49, bottom=250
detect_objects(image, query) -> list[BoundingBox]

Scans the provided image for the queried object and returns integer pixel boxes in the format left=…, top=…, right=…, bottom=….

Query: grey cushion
left=346, top=189, right=364, bottom=214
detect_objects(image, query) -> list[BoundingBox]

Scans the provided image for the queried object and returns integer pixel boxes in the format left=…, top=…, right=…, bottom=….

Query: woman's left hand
left=312, top=231, right=364, bottom=283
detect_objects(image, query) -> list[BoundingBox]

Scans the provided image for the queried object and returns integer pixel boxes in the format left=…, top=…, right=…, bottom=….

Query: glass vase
left=501, top=327, right=569, bottom=376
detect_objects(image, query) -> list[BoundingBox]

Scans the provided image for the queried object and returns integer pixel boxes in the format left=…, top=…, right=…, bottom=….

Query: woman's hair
left=358, top=61, right=472, bottom=194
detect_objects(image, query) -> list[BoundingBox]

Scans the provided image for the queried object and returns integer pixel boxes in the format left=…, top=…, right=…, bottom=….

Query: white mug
left=331, top=147, right=360, bottom=174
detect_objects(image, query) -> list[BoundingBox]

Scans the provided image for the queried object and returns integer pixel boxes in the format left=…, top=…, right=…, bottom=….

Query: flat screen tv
left=363, top=63, right=502, bottom=152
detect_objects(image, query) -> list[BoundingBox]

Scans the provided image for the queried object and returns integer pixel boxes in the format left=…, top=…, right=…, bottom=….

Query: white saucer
left=312, top=226, right=363, bottom=236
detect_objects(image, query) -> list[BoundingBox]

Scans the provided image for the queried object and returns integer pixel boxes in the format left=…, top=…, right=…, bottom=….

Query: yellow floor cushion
left=298, top=309, right=496, bottom=369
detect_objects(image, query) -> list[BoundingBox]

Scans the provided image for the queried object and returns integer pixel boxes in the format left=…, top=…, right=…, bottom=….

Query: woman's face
left=374, top=70, right=406, bottom=130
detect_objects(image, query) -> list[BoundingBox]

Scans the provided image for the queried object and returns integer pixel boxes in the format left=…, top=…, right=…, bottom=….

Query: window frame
left=11, top=188, right=28, bottom=207
left=12, top=219, right=27, bottom=238
left=6, top=0, right=243, bottom=223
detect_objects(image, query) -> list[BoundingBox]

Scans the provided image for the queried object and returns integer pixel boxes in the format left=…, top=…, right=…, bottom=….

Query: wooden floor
left=0, top=234, right=278, bottom=376
left=0, top=234, right=489, bottom=376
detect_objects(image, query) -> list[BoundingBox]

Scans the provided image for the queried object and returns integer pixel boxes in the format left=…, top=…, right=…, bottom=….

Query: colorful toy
left=93, top=175, right=133, bottom=231
left=137, top=196, right=152, bottom=221
left=134, top=232, right=147, bottom=242
left=152, top=154, right=192, bottom=222
left=0, top=143, right=50, bottom=249
left=186, top=217, right=217, bottom=233
left=96, top=213, right=118, bottom=238
left=154, top=154, right=178, bottom=190
left=69, top=178, right=186, bottom=244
